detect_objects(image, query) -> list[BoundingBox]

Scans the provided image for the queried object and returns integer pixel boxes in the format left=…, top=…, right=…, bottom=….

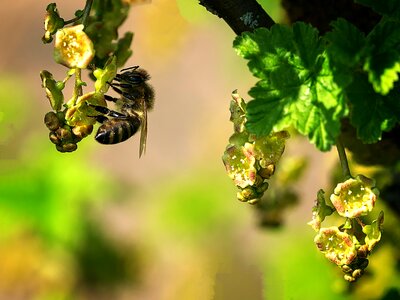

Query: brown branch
left=199, top=0, right=275, bottom=35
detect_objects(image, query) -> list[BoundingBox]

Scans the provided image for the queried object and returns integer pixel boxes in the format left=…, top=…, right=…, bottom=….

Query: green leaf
left=114, top=32, right=133, bottom=68
left=355, top=0, right=400, bottom=19
left=346, top=74, right=400, bottom=143
left=325, top=18, right=366, bottom=86
left=86, top=0, right=130, bottom=63
left=326, top=18, right=366, bottom=67
left=364, top=19, right=400, bottom=95
left=234, top=23, right=346, bottom=151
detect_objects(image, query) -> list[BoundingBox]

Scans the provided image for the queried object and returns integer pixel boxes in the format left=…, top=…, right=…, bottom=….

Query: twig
left=199, top=0, right=275, bottom=35
left=81, top=0, right=94, bottom=28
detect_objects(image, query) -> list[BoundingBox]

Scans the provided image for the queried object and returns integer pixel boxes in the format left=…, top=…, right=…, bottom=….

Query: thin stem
left=81, top=0, right=93, bottom=28
left=73, top=68, right=83, bottom=104
left=336, top=137, right=352, bottom=179
left=64, top=16, right=81, bottom=25
left=355, top=217, right=365, bottom=228
left=62, top=71, right=74, bottom=85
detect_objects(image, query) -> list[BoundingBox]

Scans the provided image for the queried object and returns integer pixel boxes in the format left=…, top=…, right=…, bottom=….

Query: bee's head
left=117, top=67, right=150, bottom=85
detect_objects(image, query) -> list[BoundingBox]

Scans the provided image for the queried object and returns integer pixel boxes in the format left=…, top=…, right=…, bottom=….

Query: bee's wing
left=139, top=98, right=148, bottom=158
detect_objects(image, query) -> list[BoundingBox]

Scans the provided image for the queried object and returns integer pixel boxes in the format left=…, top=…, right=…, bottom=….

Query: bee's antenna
left=121, top=66, right=139, bottom=72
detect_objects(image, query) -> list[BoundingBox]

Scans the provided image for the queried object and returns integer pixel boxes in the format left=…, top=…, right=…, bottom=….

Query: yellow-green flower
left=54, top=25, right=95, bottom=69
left=330, top=175, right=378, bottom=218
left=314, top=227, right=358, bottom=266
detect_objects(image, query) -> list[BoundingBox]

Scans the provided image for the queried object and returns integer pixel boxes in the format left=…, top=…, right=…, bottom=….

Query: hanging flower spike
left=54, top=25, right=95, bottom=69
left=330, top=175, right=379, bottom=218
left=222, top=91, right=289, bottom=203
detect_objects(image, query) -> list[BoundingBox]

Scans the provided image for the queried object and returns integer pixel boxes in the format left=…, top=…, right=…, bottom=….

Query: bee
left=90, top=66, right=155, bottom=157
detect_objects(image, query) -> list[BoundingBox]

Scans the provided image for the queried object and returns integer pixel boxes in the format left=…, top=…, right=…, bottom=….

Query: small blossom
left=54, top=25, right=95, bottom=69
left=251, top=131, right=290, bottom=168
left=222, top=144, right=257, bottom=189
left=314, top=227, right=358, bottom=266
left=330, top=175, right=378, bottom=218
left=65, top=92, right=106, bottom=127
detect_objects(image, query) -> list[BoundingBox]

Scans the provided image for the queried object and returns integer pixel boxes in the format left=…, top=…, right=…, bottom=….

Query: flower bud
left=56, top=143, right=77, bottom=153
left=259, top=164, right=275, bottom=179
left=237, top=187, right=258, bottom=202
left=49, top=131, right=60, bottom=145
left=56, top=127, right=72, bottom=141
left=72, top=124, right=93, bottom=139
left=44, top=111, right=61, bottom=131
left=42, top=3, right=65, bottom=43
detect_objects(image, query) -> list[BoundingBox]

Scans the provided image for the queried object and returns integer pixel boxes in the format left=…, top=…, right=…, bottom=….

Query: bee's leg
left=105, top=82, right=130, bottom=91
left=89, top=104, right=128, bottom=118
left=108, top=82, right=141, bottom=100
left=104, top=94, right=119, bottom=103
left=91, top=115, right=109, bottom=124
left=113, top=82, right=134, bottom=89
left=108, top=83, right=123, bottom=95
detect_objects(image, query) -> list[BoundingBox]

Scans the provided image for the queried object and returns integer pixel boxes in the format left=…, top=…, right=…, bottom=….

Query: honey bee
left=90, top=66, right=154, bottom=157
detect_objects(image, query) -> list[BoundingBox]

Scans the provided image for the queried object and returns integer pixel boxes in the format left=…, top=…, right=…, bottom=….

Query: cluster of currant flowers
left=309, top=175, right=384, bottom=282
left=40, top=1, right=132, bottom=152
left=222, top=91, right=289, bottom=204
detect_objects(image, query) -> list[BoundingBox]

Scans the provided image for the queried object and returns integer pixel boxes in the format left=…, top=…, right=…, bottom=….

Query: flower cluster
left=309, top=176, right=383, bottom=282
left=222, top=91, right=289, bottom=203
left=40, top=1, right=132, bottom=152
left=40, top=57, right=116, bottom=152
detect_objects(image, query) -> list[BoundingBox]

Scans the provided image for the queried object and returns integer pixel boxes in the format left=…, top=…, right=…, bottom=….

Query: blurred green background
left=0, top=1, right=399, bottom=299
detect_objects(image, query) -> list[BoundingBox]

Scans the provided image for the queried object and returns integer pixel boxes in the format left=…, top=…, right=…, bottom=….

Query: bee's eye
left=128, top=75, right=143, bottom=83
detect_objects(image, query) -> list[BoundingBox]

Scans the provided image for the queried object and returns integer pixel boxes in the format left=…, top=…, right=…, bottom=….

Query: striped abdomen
left=95, top=118, right=141, bottom=144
